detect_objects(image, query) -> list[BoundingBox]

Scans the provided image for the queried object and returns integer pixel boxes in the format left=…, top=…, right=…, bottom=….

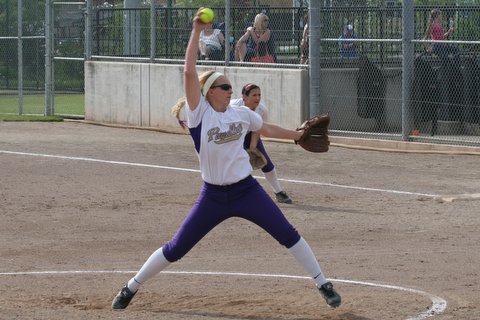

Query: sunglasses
left=211, top=83, right=232, bottom=91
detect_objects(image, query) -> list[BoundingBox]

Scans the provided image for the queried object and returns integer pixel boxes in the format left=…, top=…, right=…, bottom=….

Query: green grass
left=0, top=92, right=84, bottom=116
left=0, top=114, right=64, bottom=121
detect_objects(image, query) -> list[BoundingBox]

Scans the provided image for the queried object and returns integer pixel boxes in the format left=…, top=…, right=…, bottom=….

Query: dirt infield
left=1, top=121, right=479, bottom=320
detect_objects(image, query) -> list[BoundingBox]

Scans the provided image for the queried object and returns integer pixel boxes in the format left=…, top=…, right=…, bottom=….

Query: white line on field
left=0, top=150, right=437, bottom=197
left=0, top=269, right=446, bottom=320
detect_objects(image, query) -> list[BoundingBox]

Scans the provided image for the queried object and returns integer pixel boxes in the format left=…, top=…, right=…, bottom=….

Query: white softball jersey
left=185, top=96, right=263, bottom=185
left=229, top=98, right=269, bottom=122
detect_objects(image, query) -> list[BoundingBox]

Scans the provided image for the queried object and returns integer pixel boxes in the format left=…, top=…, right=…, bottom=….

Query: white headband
left=202, top=72, right=224, bottom=96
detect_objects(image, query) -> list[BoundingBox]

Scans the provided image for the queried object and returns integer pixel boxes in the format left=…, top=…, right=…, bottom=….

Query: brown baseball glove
left=246, top=148, right=267, bottom=170
left=295, top=113, right=330, bottom=153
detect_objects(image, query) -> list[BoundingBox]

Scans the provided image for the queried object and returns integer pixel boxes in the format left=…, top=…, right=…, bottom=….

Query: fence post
left=124, top=0, right=141, bottom=56
left=18, top=0, right=23, bottom=115
left=166, top=1, right=173, bottom=58
left=224, top=0, right=231, bottom=65
left=150, top=0, right=156, bottom=62
left=308, top=0, right=321, bottom=118
left=85, top=0, right=92, bottom=60
left=402, top=0, right=414, bottom=140
left=44, top=0, right=54, bottom=116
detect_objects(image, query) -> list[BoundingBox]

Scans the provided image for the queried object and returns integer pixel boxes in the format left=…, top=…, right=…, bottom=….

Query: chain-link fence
left=52, top=1, right=85, bottom=117
left=88, top=2, right=480, bottom=146
left=92, top=5, right=308, bottom=64
left=0, top=0, right=84, bottom=117
left=90, top=4, right=480, bottom=63
left=2, top=1, right=480, bottom=147
left=0, top=1, right=45, bottom=115
left=316, top=5, right=480, bottom=144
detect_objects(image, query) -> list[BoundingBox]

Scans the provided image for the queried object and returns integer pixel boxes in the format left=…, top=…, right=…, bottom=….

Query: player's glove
left=295, top=113, right=330, bottom=153
left=246, top=148, right=267, bottom=170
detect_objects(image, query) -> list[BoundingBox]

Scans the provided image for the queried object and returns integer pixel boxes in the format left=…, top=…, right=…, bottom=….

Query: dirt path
left=1, top=121, right=479, bottom=319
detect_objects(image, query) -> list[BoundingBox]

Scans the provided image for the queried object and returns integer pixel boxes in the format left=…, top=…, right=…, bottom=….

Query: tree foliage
left=174, top=0, right=225, bottom=8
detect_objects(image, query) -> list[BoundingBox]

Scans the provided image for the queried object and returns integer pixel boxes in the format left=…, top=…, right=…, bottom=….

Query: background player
left=230, top=83, right=293, bottom=204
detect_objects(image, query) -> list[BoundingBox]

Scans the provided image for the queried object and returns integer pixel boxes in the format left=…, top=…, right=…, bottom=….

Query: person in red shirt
left=424, top=9, right=459, bottom=61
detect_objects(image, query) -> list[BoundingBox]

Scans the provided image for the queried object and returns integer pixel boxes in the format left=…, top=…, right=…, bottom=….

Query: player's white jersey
left=230, top=98, right=269, bottom=122
left=185, top=96, right=263, bottom=185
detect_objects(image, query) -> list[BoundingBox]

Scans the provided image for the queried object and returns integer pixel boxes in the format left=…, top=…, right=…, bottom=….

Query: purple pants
left=162, top=175, right=300, bottom=262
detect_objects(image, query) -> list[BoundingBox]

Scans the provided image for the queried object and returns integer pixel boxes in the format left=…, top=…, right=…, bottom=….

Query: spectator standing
left=338, top=24, right=358, bottom=59
left=423, top=8, right=458, bottom=61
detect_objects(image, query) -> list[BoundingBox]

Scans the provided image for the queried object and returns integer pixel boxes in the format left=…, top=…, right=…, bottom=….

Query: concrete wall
left=85, top=61, right=406, bottom=133
left=84, top=61, right=480, bottom=149
left=85, top=61, right=309, bottom=133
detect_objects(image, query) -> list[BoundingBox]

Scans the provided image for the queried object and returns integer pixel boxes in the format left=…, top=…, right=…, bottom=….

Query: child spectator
left=338, top=24, right=358, bottom=59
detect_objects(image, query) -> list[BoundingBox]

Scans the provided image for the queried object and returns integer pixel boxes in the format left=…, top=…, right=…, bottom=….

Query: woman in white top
left=199, top=22, right=224, bottom=60
left=112, top=8, right=341, bottom=311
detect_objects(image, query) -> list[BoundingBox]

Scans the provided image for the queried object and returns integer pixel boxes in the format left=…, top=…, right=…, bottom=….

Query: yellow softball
left=199, top=8, right=214, bottom=24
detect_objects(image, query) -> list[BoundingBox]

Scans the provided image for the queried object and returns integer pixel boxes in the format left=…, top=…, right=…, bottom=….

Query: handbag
left=251, top=54, right=275, bottom=63
left=250, top=41, right=275, bottom=63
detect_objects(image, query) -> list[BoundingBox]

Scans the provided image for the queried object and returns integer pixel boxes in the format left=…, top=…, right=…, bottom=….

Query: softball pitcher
left=112, top=9, right=341, bottom=311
